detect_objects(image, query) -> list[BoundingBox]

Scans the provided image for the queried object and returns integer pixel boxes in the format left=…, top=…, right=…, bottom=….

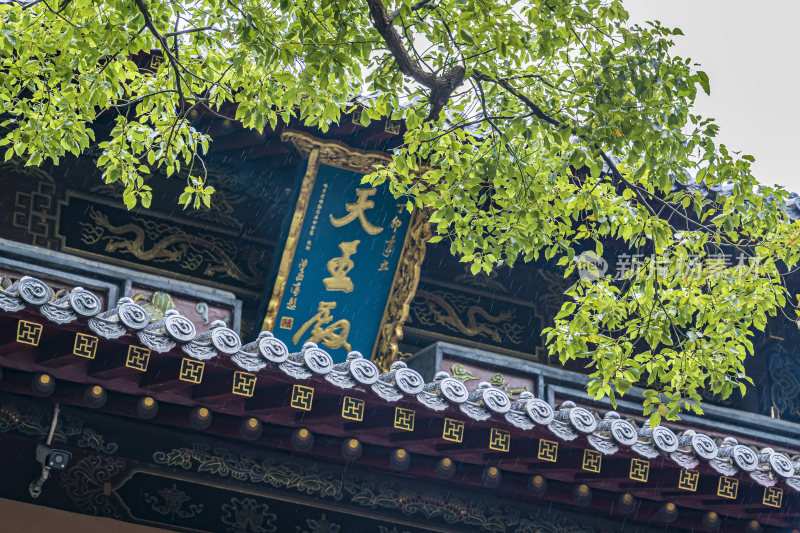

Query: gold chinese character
left=717, top=476, right=738, bottom=500
left=394, top=407, right=415, bottom=431
left=763, top=486, right=783, bottom=508
left=292, top=301, right=352, bottom=351
left=382, top=235, right=396, bottom=258
left=290, top=384, right=314, bottom=411
left=126, top=345, right=150, bottom=372
left=16, top=320, right=43, bottom=346
left=629, top=458, right=650, bottom=482
left=179, top=358, right=205, bottom=384
left=73, top=333, right=98, bottom=359
left=489, top=428, right=510, bottom=452
left=678, top=469, right=699, bottom=492
left=232, top=372, right=257, bottom=397
left=329, top=188, right=384, bottom=235
left=341, top=396, right=365, bottom=421
left=323, top=240, right=360, bottom=292
left=442, top=418, right=464, bottom=443
left=538, top=439, right=558, bottom=462
left=378, top=260, right=389, bottom=272
left=582, top=449, right=602, bottom=473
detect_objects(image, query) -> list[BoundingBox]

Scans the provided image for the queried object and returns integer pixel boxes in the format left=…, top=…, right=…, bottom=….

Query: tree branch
left=133, top=0, right=186, bottom=109
left=366, top=0, right=464, bottom=120
left=388, top=0, right=436, bottom=22
left=164, top=25, right=219, bottom=38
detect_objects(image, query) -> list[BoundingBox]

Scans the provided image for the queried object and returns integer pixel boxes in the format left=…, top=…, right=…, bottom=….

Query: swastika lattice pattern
left=290, top=385, right=314, bottom=411
left=394, top=407, right=415, bottom=431
left=582, top=449, right=601, bottom=473
left=678, top=469, right=699, bottom=492
left=629, top=458, right=649, bottom=482
left=341, top=396, right=365, bottom=421
left=538, top=439, right=558, bottom=463
left=763, top=486, right=782, bottom=508
left=232, top=372, right=257, bottom=397
left=717, top=476, right=738, bottom=500
left=179, top=358, right=205, bottom=384
left=442, top=418, right=464, bottom=443
left=16, top=320, right=42, bottom=346
left=125, top=345, right=150, bottom=372
left=489, top=428, right=510, bottom=452
left=73, top=332, right=98, bottom=359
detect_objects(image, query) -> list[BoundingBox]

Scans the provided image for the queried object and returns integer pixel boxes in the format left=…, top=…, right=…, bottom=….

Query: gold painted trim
left=112, top=467, right=454, bottom=533
left=262, top=146, right=321, bottom=331
left=280, top=130, right=392, bottom=174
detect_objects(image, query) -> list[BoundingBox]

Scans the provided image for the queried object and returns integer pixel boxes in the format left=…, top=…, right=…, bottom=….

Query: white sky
left=624, top=0, right=800, bottom=192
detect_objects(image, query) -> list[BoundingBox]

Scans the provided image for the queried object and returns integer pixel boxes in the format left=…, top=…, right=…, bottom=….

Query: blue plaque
left=262, top=131, right=427, bottom=364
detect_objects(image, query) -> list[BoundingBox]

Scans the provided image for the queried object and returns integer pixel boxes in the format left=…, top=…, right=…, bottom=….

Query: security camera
left=35, top=445, right=71, bottom=470
left=29, top=445, right=71, bottom=498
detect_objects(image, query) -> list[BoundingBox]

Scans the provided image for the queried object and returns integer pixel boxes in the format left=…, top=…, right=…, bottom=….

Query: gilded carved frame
left=262, top=130, right=430, bottom=371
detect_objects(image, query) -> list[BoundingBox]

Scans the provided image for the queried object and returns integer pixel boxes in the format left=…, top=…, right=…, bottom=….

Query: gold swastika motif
left=232, top=372, right=257, bottom=397
left=73, top=332, right=98, bottom=359
left=442, top=418, right=464, bottom=443
left=290, top=385, right=314, bottom=411
left=125, top=346, right=150, bottom=372
left=538, top=439, right=558, bottom=463
left=629, top=458, right=650, bottom=482
left=763, top=486, right=783, bottom=508
left=16, top=320, right=43, bottom=346
left=341, top=396, right=365, bottom=421
left=489, top=428, right=510, bottom=452
left=717, top=476, right=738, bottom=500
left=678, top=469, right=699, bottom=492
left=393, top=407, right=415, bottom=431
left=582, top=449, right=602, bottom=473
left=179, top=358, right=205, bottom=384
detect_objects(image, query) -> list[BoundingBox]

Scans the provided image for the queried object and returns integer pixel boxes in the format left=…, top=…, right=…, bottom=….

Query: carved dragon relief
left=410, top=289, right=525, bottom=345
left=79, top=207, right=265, bottom=285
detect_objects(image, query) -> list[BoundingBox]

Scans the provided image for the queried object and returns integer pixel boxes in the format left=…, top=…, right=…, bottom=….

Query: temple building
left=0, top=102, right=798, bottom=533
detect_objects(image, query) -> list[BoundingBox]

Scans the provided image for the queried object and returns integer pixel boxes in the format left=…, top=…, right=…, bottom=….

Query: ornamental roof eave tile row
left=2, top=275, right=800, bottom=492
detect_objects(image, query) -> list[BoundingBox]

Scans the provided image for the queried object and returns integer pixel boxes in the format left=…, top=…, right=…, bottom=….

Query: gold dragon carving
left=80, top=207, right=265, bottom=284
left=411, top=289, right=525, bottom=345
